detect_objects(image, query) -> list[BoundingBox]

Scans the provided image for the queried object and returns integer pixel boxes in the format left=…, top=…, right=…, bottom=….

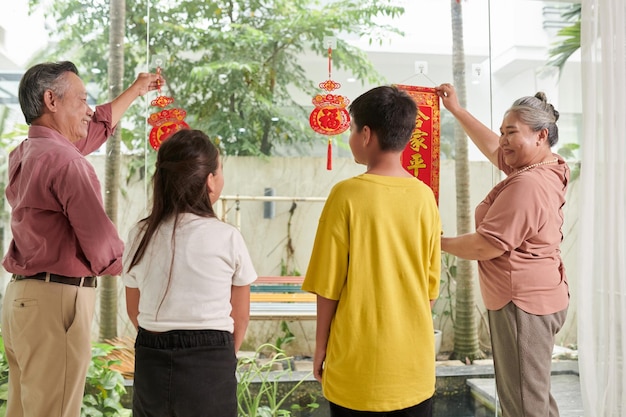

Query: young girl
left=123, top=129, right=257, bottom=417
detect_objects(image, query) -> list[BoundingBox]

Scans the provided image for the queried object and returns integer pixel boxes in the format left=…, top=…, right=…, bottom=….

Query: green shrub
left=81, top=343, right=131, bottom=417
left=237, top=344, right=318, bottom=417
left=0, top=335, right=8, bottom=417
left=0, top=333, right=317, bottom=417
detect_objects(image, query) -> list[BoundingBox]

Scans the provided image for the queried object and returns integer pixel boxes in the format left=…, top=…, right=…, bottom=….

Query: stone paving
left=466, top=360, right=583, bottom=417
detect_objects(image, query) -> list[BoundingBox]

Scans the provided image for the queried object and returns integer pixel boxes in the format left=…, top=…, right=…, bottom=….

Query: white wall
left=109, top=155, right=578, bottom=352
left=119, top=156, right=498, bottom=278
left=0, top=153, right=578, bottom=352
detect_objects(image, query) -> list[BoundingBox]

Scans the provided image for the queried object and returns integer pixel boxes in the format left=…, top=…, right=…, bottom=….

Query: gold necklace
left=514, top=158, right=559, bottom=175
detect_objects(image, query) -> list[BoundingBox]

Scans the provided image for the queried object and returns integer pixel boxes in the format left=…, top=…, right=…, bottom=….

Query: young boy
left=302, top=85, right=441, bottom=416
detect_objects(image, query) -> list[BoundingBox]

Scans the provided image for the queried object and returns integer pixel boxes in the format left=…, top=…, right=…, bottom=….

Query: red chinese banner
left=395, top=85, right=441, bottom=204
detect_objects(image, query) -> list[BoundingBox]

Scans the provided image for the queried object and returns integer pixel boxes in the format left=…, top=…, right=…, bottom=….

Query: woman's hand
left=435, top=83, right=462, bottom=113
left=434, top=83, right=501, bottom=165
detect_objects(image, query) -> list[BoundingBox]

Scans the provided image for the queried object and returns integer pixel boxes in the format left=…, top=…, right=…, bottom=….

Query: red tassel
left=327, top=138, right=332, bottom=170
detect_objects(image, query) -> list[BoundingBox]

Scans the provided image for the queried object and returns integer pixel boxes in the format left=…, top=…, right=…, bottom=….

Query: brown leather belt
left=12, top=273, right=97, bottom=288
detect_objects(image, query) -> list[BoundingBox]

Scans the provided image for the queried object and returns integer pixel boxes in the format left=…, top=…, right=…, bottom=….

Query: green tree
left=546, top=3, right=581, bottom=74
left=29, top=0, right=404, bottom=156
left=27, top=0, right=404, bottom=339
left=448, top=0, right=482, bottom=362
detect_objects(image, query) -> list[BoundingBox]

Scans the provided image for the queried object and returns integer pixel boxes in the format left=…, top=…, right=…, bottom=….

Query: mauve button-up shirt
left=3, top=103, right=124, bottom=277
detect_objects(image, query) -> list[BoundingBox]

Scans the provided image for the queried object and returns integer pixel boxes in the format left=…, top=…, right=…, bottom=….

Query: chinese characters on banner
left=395, top=85, right=441, bottom=204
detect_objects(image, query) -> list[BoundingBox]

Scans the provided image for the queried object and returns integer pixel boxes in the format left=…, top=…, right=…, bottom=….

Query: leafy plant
left=557, top=142, right=581, bottom=181
left=81, top=343, right=130, bottom=417
left=433, top=252, right=456, bottom=329
left=546, top=3, right=582, bottom=74
left=0, top=331, right=316, bottom=417
left=0, top=332, right=8, bottom=417
left=275, top=321, right=296, bottom=352
left=237, top=344, right=317, bottom=417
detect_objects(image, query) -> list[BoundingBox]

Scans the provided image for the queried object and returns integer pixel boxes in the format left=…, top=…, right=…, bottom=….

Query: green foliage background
left=28, top=0, right=405, bottom=156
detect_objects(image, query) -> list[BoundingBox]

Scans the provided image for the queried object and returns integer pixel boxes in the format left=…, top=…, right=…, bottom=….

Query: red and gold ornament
left=309, top=44, right=350, bottom=170
left=148, top=66, right=190, bottom=150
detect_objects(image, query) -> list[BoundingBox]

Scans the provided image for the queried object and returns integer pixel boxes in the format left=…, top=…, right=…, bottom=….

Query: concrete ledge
left=123, top=360, right=581, bottom=416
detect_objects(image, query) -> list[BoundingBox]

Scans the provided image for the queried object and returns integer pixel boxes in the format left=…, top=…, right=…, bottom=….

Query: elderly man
left=1, top=61, right=162, bottom=417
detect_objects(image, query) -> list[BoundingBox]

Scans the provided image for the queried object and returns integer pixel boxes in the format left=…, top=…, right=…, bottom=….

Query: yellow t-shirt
left=302, top=173, right=441, bottom=411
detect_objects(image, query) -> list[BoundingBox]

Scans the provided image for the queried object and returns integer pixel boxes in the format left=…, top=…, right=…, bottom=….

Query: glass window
left=0, top=0, right=581, bottom=342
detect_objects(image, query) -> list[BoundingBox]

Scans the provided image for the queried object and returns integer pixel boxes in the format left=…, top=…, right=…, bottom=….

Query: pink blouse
left=475, top=151, right=570, bottom=315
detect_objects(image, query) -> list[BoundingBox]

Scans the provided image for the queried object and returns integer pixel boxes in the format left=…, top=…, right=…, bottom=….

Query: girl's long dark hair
left=127, top=129, right=220, bottom=272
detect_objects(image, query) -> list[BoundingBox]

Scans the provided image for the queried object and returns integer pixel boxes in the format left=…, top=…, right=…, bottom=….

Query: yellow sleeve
left=302, top=186, right=349, bottom=300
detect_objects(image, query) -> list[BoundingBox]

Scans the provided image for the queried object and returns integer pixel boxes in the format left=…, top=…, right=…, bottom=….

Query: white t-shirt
left=123, top=213, right=257, bottom=332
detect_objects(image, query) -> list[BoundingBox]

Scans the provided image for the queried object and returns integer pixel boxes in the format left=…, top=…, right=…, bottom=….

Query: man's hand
left=129, top=72, right=164, bottom=97
left=110, top=72, right=165, bottom=126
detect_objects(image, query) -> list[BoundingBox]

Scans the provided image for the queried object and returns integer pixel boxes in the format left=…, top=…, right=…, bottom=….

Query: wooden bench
left=250, top=276, right=317, bottom=320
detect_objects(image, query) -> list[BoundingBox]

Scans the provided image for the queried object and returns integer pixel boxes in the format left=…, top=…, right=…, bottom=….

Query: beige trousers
left=488, top=302, right=567, bottom=417
left=1, top=279, right=96, bottom=417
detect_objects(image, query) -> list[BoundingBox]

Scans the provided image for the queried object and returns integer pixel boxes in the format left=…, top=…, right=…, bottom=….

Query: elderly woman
left=436, top=84, right=570, bottom=417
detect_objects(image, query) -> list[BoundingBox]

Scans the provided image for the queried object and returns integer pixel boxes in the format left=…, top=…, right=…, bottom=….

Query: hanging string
left=328, top=46, right=332, bottom=79
left=327, top=46, right=333, bottom=171
left=143, top=0, right=152, bottom=210
left=396, top=72, right=439, bottom=87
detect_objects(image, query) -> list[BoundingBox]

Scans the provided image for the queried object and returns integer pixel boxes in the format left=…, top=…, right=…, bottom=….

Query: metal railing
left=217, top=195, right=326, bottom=229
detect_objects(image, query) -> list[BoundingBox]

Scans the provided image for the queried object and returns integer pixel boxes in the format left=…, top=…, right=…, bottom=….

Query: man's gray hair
left=18, top=61, right=79, bottom=125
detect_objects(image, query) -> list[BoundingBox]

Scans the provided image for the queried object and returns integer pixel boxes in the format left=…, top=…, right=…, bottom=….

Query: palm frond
left=546, top=4, right=581, bottom=74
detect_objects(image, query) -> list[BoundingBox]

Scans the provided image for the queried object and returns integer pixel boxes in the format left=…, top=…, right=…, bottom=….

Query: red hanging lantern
left=309, top=93, right=351, bottom=136
left=309, top=43, right=350, bottom=170
left=148, top=66, right=190, bottom=150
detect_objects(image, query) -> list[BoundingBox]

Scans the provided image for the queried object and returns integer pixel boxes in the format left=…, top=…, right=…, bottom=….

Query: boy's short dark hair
left=349, top=85, right=417, bottom=151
